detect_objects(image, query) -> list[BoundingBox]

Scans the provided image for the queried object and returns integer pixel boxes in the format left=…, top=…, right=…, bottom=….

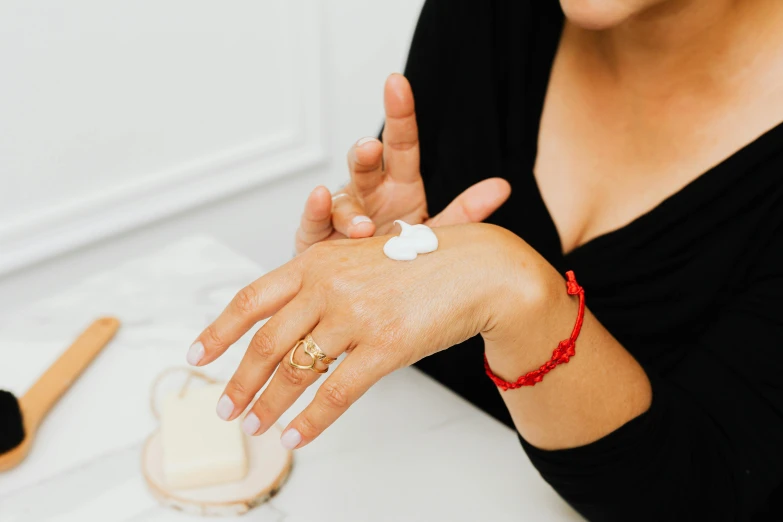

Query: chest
left=533, top=28, right=783, bottom=257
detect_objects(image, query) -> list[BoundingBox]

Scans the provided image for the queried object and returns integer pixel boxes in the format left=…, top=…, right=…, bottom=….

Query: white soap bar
left=161, top=384, right=248, bottom=490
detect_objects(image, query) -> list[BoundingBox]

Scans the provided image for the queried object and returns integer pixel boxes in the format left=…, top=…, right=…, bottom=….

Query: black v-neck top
left=402, top=1, right=783, bottom=520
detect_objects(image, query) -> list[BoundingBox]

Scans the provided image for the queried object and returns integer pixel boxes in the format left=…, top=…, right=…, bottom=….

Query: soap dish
left=142, top=368, right=293, bottom=516
left=142, top=424, right=292, bottom=516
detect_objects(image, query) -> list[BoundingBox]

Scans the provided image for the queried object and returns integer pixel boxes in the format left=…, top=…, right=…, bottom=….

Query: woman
left=187, top=0, right=783, bottom=519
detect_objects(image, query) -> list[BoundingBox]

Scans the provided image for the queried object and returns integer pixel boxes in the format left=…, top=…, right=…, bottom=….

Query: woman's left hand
left=187, top=222, right=552, bottom=449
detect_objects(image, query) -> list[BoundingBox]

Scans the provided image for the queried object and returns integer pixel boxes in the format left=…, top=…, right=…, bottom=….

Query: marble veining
left=0, top=236, right=582, bottom=521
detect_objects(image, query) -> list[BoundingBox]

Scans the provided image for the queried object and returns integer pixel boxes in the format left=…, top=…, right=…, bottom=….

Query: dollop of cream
left=383, top=220, right=439, bottom=261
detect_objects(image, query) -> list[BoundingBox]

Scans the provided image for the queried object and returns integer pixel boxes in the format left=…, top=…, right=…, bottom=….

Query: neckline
left=526, top=13, right=783, bottom=260
left=559, top=119, right=783, bottom=259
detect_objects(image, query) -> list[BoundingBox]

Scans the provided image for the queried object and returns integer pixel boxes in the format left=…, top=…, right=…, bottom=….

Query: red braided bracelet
left=484, top=270, right=585, bottom=391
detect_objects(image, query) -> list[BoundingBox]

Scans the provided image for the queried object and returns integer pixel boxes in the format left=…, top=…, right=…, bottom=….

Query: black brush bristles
left=0, top=390, right=24, bottom=453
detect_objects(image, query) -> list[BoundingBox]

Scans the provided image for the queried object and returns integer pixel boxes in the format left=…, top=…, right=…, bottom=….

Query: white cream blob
left=383, top=220, right=439, bottom=261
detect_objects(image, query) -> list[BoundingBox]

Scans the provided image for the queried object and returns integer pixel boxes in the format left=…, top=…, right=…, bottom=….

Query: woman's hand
left=295, top=74, right=511, bottom=254
left=188, top=223, right=548, bottom=448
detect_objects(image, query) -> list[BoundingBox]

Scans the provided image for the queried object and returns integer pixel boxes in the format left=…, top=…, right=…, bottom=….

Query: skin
left=539, top=0, right=783, bottom=253
left=294, top=74, right=512, bottom=253
left=191, top=0, right=783, bottom=450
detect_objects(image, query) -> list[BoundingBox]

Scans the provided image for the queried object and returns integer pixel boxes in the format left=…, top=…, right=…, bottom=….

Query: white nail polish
left=351, top=215, right=372, bottom=226
left=242, top=413, right=261, bottom=436
left=186, top=342, right=204, bottom=366
left=216, top=394, right=234, bottom=421
left=280, top=428, right=302, bottom=450
left=356, top=136, right=377, bottom=147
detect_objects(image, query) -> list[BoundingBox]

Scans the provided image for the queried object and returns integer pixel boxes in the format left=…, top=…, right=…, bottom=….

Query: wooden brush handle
left=20, top=317, right=120, bottom=430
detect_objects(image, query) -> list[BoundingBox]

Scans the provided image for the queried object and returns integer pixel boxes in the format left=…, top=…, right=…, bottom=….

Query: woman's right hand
left=295, top=74, right=511, bottom=254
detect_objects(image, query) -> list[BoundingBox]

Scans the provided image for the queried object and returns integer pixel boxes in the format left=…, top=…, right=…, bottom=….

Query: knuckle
left=337, top=198, right=361, bottom=215
left=279, top=361, right=306, bottom=387
left=320, top=381, right=351, bottom=410
left=345, top=297, right=369, bottom=319
left=249, top=329, right=276, bottom=359
left=387, top=137, right=418, bottom=152
left=251, top=396, right=272, bottom=418
left=352, top=150, right=380, bottom=169
left=317, top=274, right=346, bottom=296
left=226, top=378, right=249, bottom=398
left=296, top=415, right=320, bottom=439
left=202, top=325, right=225, bottom=350
left=233, top=285, right=259, bottom=315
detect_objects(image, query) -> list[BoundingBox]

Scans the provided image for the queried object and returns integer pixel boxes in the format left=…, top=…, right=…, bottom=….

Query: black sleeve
left=520, top=230, right=783, bottom=521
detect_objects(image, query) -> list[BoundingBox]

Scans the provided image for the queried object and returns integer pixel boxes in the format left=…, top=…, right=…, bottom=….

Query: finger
left=218, top=294, right=321, bottom=421
left=347, top=136, right=384, bottom=194
left=241, top=322, right=346, bottom=435
left=279, top=349, right=394, bottom=449
left=381, top=74, right=421, bottom=183
left=331, top=192, right=376, bottom=239
left=427, top=178, right=512, bottom=227
left=188, top=260, right=303, bottom=367
left=295, top=186, right=334, bottom=253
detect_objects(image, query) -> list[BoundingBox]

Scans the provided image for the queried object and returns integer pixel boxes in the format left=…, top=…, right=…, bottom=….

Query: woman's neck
left=571, top=0, right=783, bottom=98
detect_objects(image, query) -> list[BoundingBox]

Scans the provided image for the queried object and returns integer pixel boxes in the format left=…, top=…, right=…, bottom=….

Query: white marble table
left=0, top=236, right=582, bottom=522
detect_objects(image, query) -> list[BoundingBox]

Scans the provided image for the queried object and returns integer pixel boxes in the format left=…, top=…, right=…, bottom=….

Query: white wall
left=0, top=0, right=425, bottom=314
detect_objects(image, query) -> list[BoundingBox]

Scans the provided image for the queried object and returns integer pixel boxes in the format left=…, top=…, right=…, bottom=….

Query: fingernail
left=356, top=136, right=377, bottom=147
left=280, top=428, right=302, bottom=450
left=216, top=394, right=235, bottom=421
left=186, top=342, right=204, bottom=366
left=242, top=413, right=261, bottom=436
left=351, top=215, right=372, bottom=226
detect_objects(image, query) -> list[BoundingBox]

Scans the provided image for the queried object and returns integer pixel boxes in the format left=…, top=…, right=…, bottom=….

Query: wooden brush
left=0, top=317, right=120, bottom=471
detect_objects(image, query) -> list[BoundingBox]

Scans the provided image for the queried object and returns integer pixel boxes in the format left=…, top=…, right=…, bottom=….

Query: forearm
left=482, top=264, right=652, bottom=450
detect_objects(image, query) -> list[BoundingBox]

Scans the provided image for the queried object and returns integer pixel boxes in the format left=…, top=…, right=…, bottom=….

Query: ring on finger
left=305, top=334, right=337, bottom=365
left=331, top=193, right=349, bottom=203
left=288, top=334, right=337, bottom=374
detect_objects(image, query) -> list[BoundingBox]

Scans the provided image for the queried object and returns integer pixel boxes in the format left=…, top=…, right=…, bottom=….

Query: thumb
left=426, top=178, right=511, bottom=227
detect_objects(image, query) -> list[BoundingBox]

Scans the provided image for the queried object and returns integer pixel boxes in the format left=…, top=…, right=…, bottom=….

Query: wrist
left=481, top=250, right=576, bottom=372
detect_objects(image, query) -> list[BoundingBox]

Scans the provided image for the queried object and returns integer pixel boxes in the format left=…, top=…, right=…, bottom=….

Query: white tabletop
left=0, top=236, right=582, bottom=522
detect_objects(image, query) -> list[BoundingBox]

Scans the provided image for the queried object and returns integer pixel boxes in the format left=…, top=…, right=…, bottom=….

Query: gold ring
left=305, top=334, right=337, bottom=365
left=288, top=334, right=336, bottom=374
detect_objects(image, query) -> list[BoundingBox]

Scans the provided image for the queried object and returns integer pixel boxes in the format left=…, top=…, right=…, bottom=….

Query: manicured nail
left=242, top=413, right=261, bottom=436
left=356, top=136, right=377, bottom=147
left=280, top=428, right=302, bottom=450
left=216, top=394, right=235, bottom=421
left=186, top=342, right=204, bottom=366
left=351, top=215, right=372, bottom=226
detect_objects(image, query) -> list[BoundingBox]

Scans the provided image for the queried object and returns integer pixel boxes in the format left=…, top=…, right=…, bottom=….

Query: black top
left=403, top=1, right=783, bottom=520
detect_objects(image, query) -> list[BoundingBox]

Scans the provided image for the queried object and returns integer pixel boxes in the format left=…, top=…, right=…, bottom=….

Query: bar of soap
left=161, top=384, right=248, bottom=490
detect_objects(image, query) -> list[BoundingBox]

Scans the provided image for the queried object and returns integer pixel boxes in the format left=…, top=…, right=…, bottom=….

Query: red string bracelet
left=484, top=270, right=585, bottom=391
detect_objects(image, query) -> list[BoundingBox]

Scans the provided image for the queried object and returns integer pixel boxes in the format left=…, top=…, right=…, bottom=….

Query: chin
left=559, top=0, right=652, bottom=30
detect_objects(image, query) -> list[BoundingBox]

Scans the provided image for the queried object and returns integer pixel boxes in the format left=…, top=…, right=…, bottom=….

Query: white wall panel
left=0, top=0, right=324, bottom=275
left=0, top=0, right=425, bottom=315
